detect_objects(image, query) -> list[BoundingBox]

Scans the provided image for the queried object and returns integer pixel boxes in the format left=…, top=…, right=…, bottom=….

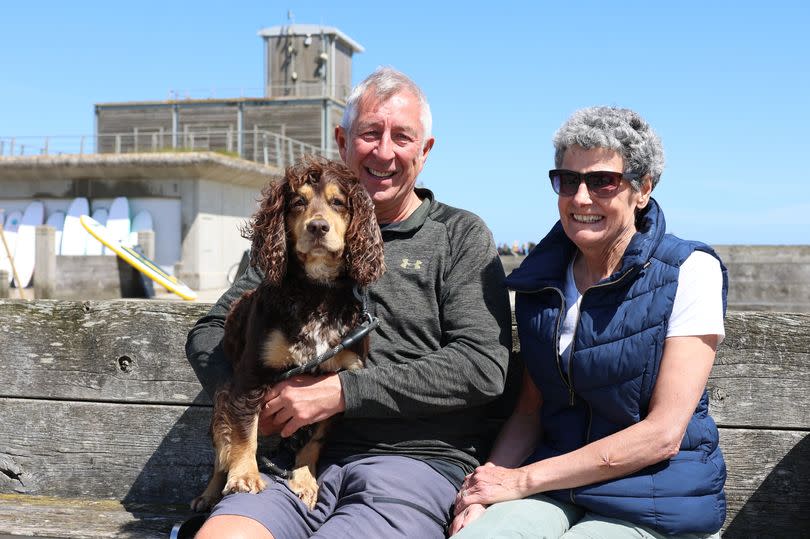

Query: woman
left=451, top=107, right=727, bottom=538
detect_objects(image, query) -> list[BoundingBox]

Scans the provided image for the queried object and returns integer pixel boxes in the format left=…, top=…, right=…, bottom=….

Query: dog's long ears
left=346, top=183, right=385, bottom=287
left=244, top=178, right=287, bottom=286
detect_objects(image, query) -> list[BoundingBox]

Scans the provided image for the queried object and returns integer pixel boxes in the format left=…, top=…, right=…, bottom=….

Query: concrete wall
left=714, top=245, right=810, bottom=312
left=500, top=246, right=810, bottom=313
left=54, top=256, right=146, bottom=300
left=181, top=177, right=260, bottom=290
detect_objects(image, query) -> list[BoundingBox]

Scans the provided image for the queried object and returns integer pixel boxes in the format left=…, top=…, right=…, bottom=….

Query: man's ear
left=335, top=126, right=348, bottom=162
left=421, top=137, right=435, bottom=162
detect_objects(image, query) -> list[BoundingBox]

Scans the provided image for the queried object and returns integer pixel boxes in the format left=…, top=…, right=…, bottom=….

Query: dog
left=191, top=156, right=385, bottom=512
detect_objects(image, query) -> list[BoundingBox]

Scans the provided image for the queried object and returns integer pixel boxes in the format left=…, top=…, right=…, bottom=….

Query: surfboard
left=1, top=210, right=23, bottom=284
left=129, top=209, right=154, bottom=249
left=87, top=208, right=109, bottom=256
left=45, top=211, right=66, bottom=255
left=14, top=201, right=45, bottom=288
left=61, top=197, right=90, bottom=255
left=106, top=196, right=131, bottom=255
left=80, top=215, right=197, bottom=301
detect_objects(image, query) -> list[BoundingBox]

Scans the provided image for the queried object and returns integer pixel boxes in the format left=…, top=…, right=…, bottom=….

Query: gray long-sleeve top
left=186, top=189, right=514, bottom=486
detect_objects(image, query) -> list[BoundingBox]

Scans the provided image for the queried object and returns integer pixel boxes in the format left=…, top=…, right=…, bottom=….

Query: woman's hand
left=455, top=462, right=528, bottom=513
left=448, top=503, right=488, bottom=536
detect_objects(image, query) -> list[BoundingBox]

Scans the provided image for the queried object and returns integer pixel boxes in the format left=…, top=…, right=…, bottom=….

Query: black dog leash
left=273, top=285, right=379, bottom=383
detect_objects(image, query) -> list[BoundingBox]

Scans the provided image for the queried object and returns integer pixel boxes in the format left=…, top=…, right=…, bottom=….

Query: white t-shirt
left=559, top=251, right=725, bottom=359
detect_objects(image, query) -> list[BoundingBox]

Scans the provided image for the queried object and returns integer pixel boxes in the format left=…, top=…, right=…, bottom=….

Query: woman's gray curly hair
left=553, top=106, right=665, bottom=190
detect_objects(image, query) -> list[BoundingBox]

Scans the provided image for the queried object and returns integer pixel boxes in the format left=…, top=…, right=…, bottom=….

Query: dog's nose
left=306, top=219, right=330, bottom=237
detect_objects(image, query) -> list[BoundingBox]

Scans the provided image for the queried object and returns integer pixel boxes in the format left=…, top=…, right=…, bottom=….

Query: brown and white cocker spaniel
left=191, top=157, right=385, bottom=512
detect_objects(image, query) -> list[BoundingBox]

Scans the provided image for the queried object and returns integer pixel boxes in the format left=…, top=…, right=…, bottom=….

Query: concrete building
left=0, top=153, right=275, bottom=291
left=95, top=24, right=364, bottom=162
left=1, top=23, right=364, bottom=295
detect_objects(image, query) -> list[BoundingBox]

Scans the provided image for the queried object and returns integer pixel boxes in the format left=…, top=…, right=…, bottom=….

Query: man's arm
left=185, top=263, right=263, bottom=399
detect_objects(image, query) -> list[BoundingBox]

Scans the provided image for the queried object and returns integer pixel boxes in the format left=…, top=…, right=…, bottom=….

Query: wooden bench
left=0, top=299, right=808, bottom=538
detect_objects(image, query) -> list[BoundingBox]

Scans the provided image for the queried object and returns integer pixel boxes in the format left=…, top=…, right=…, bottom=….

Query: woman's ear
left=636, top=177, right=653, bottom=209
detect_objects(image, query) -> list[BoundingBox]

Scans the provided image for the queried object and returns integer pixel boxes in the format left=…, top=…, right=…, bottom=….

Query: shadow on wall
left=117, top=392, right=283, bottom=536
left=119, top=400, right=212, bottom=535
left=724, top=434, right=810, bottom=538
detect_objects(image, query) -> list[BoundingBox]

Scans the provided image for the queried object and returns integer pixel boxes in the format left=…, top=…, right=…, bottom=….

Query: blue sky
left=2, top=1, right=808, bottom=246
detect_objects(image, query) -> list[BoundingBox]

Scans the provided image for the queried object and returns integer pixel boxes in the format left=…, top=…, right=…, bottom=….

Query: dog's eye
left=330, top=198, right=345, bottom=208
left=291, top=197, right=306, bottom=208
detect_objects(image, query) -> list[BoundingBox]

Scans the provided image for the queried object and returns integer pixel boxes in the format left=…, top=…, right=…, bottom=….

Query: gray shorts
left=209, top=455, right=457, bottom=538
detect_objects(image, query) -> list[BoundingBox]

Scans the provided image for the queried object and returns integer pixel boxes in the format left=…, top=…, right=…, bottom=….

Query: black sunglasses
left=549, top=169, right=639, bottom=198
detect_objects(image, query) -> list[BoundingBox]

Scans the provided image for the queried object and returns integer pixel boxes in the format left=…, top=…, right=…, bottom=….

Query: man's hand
left=260, top=374, right=345, bottom=437
left=448, top=503, right=488, bottom=536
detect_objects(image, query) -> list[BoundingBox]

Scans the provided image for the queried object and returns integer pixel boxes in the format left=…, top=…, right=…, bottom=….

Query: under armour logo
left=400, top=258, right=423, bottom=270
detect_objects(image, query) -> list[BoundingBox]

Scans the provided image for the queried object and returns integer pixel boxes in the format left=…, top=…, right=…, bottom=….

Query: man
left=188, top=67, right=512, bottom=539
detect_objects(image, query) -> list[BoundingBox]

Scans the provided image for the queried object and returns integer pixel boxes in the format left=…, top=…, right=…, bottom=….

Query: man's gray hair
left=553, top=106, right=665, bottom=190
left=341, top=67, right=433, bottom=145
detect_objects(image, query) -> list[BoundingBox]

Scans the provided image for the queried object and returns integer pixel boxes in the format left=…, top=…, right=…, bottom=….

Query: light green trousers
left=452, top=495, right=721, bottom=539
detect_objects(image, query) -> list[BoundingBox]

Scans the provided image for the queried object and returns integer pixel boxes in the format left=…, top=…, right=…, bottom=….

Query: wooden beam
left=0, top=300, right=808, bottom=538
left=0, top=494, right=193, bottom=539
left=0, top=300, right=209, bottom=404
left=0, top=397, right=212, bottom=504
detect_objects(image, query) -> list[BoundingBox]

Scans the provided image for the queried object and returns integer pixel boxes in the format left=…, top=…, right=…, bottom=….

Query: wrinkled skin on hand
left=454, top=462, right=527, bottom=515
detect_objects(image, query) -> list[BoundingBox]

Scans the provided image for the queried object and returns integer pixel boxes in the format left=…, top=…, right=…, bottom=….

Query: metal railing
left=0, top=128, right=340, bottom=169
left=163, top=83, right=352, bottom=102
left=165, top=87, right=264, bottom=100
left=0, top=135, right=91, bottom=157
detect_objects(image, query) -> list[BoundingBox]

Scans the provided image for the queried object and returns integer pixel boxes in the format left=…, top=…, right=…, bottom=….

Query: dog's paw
left=190, top=493, right=220, bottom=513
left=223, top=472, right=267, bottom=495
left=297, top=483, right=319, bottom=510
left=289, top=469, right=319, bottom=510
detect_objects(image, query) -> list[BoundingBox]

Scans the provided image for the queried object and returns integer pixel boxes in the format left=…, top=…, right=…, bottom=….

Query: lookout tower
left=258, top=24, right=365, bottom=102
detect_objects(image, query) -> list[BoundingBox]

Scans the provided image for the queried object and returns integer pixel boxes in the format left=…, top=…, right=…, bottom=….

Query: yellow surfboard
left=80, top=215, right=197, bottom=301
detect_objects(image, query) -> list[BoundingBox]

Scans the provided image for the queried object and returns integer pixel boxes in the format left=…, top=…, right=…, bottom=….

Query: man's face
left=336, top=90, right=434, bottom=223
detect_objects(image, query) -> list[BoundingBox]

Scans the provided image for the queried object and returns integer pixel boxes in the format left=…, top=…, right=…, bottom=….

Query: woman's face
left=557, top=145, right=651, bottom=256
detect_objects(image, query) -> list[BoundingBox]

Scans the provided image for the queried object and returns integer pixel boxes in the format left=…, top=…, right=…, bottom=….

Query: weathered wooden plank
left=511, top=311, right=810, bottom=429
left=711, top=312, right=810, bottom=429
left=0, top=299, right=210, bottom=405
left=2, top=301, right=808, bottom=425
left=2, top=398, right=807, bottom=532
left=720, top=428, right=810, bottom=537
left=0, top=397, right=213, bottom=505
left=0, top=494, right=193, bottom=539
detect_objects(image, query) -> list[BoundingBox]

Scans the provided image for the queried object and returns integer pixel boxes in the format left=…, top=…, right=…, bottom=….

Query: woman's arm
left=457, top=334, right=718, bottom=510
left=449, top=367, right=542, bottom=535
